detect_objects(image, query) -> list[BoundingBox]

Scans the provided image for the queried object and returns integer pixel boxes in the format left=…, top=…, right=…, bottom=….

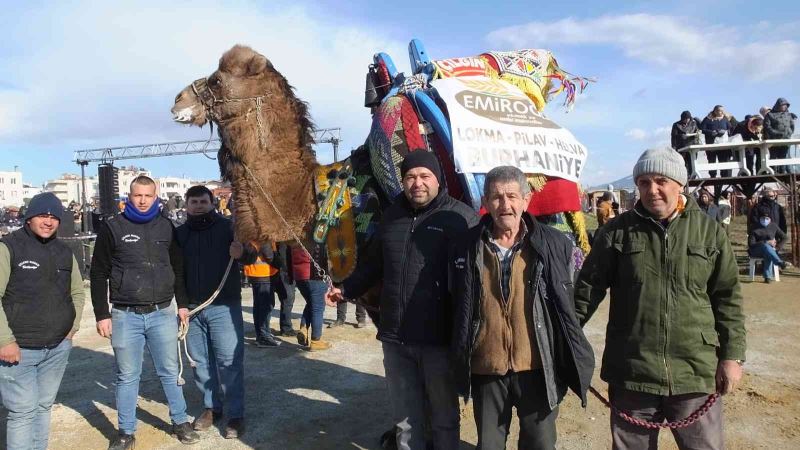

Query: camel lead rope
left=589, top=386, right=720, bottom=429
left=177, top=257, right=235, bottom=385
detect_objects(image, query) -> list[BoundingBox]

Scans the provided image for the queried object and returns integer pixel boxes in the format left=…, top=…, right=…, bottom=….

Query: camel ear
left=246, top=54, right=268, bottom=76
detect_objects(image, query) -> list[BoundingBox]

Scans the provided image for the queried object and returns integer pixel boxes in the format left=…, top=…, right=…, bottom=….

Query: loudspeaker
left=98, top=163, right=119, bottom=215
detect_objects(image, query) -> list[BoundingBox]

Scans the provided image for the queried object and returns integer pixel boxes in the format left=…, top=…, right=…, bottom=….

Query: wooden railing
left=678, top=138, right=800, bottom=179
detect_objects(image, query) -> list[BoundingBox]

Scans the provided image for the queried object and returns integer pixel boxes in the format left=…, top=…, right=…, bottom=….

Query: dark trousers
left=770, top=146, right=790, bottom=173
left=336, top=301, right=366, bottom=322
left=706, top=150, right=732, bottom=178
left=382, top=342, right=459, bottom=450
left=471, top=370, right=558, bottom=450
left=609, top=386, right=723, bottom=450
left=251, top=274, right=295, bottom=338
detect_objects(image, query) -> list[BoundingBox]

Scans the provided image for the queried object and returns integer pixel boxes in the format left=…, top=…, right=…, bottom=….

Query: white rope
left=177, top=257, right=235, bottom=386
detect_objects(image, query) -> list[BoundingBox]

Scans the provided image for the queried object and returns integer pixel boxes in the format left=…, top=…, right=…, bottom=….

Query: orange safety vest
left=243, top=242, right=278, bottom=278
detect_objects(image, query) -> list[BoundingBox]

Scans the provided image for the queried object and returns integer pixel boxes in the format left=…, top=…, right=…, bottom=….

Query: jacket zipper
left=397, top=214, right=417, bottom=343
left=663, top=229, right=672, bottom=394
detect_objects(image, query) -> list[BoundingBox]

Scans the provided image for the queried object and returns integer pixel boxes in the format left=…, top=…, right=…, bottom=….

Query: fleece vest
left=1, top=228, right=75, bottom=348
left=471, top=241, right=540, bottom=375
left=105, top=214, right=176, bottom=305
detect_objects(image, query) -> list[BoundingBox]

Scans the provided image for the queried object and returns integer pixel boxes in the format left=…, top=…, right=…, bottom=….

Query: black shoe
left=765, top=278, right=773, bottom=284
left=328, top=319, right=345, bottom=328
left=172, top=422, right=200, bottom=444
left=109, top=433, right=136, bottom=450
left=224, top=418, right=246, bottom=439
left=355, top=319, right=367, bottom=328
left=256, top=334, right=281, bottom=347
left=279, top=329, right=298, bottom=337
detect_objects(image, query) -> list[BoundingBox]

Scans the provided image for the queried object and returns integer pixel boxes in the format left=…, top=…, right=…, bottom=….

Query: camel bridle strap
left=191, top=77, right=271, bottom=139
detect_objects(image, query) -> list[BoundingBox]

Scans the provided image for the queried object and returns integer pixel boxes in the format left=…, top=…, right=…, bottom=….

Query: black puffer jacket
left=342, top=190, right=477, bottom=345
left=450, top=213, right=595, bottom=407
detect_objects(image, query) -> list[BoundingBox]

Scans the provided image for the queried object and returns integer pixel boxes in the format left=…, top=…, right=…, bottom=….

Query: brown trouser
left=609, top=386, right=723, bottom=450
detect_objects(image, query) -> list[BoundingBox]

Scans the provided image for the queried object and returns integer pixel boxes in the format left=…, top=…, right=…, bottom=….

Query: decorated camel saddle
left=170, top=40, right=593, bottom=290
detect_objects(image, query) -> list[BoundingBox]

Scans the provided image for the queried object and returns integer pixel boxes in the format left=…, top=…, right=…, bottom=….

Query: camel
left=171, top=45, right=319, bottom=245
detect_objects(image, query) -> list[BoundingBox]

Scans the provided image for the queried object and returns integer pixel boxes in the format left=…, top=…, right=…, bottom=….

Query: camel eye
left=210, top=77, right=222, bottom=87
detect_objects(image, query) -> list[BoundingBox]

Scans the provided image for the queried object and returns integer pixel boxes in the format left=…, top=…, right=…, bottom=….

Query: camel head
left=171, top=45, right=319, bottom=245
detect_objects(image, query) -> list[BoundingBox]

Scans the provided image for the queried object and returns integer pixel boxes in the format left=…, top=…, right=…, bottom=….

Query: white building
left=0, top=170, right=24, bottom=207
left=158, top=176, right=192, bottom=199
left=22, top=184, right=43, bottom=200
left=44, top=174, right=99, bottom=206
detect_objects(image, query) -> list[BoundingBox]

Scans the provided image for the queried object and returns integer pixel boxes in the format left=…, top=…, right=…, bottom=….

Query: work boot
left=256, top=333, right=281, bottom=347
left=108, top=433, right=135, bottom=450
left=172, top=422, right=200, bottom=444
left=192, top=408, right=221, bottom=431
left=224, top=418, right=246, bottom=439
left=296, top=327, right=309, bottom=347
left=279, top=329, right=298, bottom=337
left=308, top=338, right=331, bottom=351
left=328, top=319, right=345, bottom=328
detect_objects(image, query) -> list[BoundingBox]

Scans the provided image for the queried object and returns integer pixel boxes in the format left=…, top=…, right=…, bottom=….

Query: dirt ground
left=2, top=216, right=799, bottom=449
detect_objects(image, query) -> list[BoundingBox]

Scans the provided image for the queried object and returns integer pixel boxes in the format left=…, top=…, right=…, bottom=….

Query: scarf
left=123, top=197, right=161, bottom=224
left=186, top=211, right=218, bottom=230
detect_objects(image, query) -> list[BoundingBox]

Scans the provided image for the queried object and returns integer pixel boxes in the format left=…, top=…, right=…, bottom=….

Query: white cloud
left=486, top=14, right=800, bottom=81
left=625, top=128, right=649, bottom=141
left=0, top=1, right=406, bottom=162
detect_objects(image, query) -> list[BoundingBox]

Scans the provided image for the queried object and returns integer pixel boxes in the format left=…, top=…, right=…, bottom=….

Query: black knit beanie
left=400, top=151, right=441, bottom=182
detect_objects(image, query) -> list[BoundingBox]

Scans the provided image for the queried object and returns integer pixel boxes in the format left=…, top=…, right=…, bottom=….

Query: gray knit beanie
left=632, top=148, right=688, bottom=186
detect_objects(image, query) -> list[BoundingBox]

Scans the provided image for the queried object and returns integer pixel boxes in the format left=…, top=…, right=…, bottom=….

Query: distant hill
left=589, top=174, right=635, bottom=192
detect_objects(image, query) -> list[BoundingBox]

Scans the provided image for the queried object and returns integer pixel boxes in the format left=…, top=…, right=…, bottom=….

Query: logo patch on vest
left=454, top=257, right=465, bottom=270
left=122, top=234, right=141, bottom=243
left=18, top=260, right=40, bottom=270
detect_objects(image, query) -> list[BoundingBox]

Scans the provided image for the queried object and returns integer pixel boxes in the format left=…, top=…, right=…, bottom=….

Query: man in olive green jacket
left=574, top=147, right=746, bottom=450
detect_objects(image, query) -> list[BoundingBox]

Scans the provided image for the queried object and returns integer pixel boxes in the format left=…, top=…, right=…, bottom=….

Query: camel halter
left=191, top=77, right=271, bottom=149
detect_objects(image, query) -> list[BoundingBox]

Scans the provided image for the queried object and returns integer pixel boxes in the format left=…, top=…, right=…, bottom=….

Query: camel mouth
left=172, top=106, right=197, bottom=123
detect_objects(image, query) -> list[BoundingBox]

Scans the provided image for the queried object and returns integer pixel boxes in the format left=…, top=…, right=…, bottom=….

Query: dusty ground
left=1, top=216, right=799, bottom=449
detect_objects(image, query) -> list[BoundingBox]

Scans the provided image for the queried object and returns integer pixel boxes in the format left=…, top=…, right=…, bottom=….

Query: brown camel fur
left=171, top=45, right=318, bottom=244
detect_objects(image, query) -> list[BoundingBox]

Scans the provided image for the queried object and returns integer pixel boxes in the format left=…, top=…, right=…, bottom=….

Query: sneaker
left=308, top=338, right=332, bottom=351
left=192, top=408, right=221, bottom=431
left=224, top=418, right=246, bottom=439
left=328, top=319, right=345, bottom=328
left=279, top=329, right=298, bottom=337
left=355, top=319, right=367, bottom=329
left=172, top=422, right=200, bottom=444
left=108, top=433, right=136, bottom=450
left=256, top=334, right=281, bottom=347
left=296, top=327, right=309, bottom=347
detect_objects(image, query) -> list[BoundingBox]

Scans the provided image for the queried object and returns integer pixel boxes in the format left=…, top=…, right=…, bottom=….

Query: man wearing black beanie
left=0, top=192, right=85, bottom=450
left=328, top=151, right=478, bottom=450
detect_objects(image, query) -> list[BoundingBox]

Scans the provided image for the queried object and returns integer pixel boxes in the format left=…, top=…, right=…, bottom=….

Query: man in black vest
left=0, top=192, right=85, bottom=450
left=90, top=176, right=199, bottom=450
left=176, top=185, right=255, bottom=439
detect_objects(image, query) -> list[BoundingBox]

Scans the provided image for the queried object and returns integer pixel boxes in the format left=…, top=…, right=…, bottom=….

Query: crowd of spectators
left=671, top=98, right=797, bottom=176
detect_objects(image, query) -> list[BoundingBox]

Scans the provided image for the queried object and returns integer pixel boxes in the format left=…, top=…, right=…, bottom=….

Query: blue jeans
left=251, top=277, right=294, bottom=338
left=749, top=242, right=784, bottom=279
left=381, top=342, right=460, bottom=450
left=0, top=338, right=72, bottom=450
left=186, top=303, right=245, bottom=418
left=296, top=280, right=326, bottom=340
left=111, top=304, right=189, bottom=434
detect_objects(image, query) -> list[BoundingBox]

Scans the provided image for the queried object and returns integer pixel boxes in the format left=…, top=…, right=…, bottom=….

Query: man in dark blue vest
left=176, top=185, right=255, bottom=439
left=0, top=192, right=85, bottom=450
left=90, top=176, right=199, bottom=450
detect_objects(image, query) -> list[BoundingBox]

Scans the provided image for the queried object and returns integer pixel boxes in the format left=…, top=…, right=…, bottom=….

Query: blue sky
left=1, top=0, right=798, bottom=187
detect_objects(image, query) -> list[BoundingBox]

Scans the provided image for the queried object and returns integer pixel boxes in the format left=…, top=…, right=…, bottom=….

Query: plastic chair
left=749, top=257, right=780, bottom=282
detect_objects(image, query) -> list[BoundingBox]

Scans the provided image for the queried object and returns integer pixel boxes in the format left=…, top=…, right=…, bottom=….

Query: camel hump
left=219, top=44, right=270, bottom=77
